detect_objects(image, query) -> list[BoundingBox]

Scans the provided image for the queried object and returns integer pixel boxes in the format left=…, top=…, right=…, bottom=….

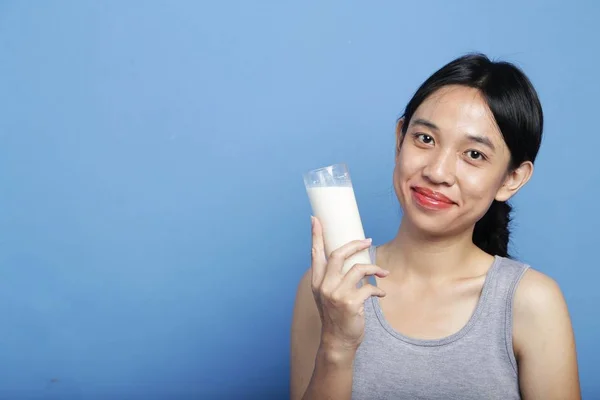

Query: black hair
left=400, top=53, right=543, bottom=258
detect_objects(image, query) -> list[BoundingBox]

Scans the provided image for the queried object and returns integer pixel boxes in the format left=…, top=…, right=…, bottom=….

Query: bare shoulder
left=514, top=268, right=566, bottom=315
left=290, top=268, right=321, bottom=400
left=513, top=267, right=571, bottom=332
left=513, top=267, right=581, bottom=399
left=513, top=267, right=571, bottom=349
left=292, top=268, right=319, bottom=324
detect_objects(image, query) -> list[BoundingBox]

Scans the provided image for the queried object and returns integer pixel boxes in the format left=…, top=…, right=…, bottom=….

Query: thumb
left=311, top=216, right=327, bottom=286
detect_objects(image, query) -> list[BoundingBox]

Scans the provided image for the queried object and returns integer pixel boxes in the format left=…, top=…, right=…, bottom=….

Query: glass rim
left=303, top=162, right=353, bottom=188
left=303, top=162, right=348, bottom=176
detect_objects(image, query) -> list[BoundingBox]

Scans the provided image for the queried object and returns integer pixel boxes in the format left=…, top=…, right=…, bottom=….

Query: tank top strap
left=478, top=256, right=530, bottom=374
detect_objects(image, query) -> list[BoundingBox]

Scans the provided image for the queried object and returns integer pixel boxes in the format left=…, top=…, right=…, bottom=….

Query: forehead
left=411, top=85, right=504, bottom=144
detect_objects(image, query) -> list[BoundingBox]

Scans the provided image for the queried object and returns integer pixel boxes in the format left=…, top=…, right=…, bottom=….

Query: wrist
left=318, top=336, right=358, bottom=367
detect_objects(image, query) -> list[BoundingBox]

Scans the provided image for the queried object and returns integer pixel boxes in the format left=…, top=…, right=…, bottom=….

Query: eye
left=466, top=150, right=487, bottom=161
left=414, top=133, right=434, bottom=145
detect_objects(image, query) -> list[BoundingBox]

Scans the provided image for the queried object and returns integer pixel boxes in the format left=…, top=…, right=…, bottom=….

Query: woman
left=290, top=53, right=580, bottom=399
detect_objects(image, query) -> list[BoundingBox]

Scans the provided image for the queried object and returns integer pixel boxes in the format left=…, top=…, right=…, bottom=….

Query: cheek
left=457, top=165, right=504, bottom=202
left=396, top=144, right=424, bottom=177
left=394, top=145, right=423, bottom=204
left=394, top=147, right=412, bottom=190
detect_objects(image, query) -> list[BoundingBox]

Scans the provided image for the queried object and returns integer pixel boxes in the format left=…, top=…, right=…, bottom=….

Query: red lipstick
left=411, top=186, right=455, bottom=210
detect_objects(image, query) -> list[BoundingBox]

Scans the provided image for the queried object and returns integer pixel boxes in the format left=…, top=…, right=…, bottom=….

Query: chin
left=402, top=209, right=457, bottom=238
left=398, top=192, right=460, bottom=238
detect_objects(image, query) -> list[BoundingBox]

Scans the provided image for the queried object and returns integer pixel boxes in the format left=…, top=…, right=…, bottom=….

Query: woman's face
left=394, top=85, right=530, bottom=237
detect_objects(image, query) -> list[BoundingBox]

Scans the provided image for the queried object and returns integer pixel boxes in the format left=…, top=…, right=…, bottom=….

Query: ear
left=495, top=161, right=534, bottom=202
left=395, top=118, right=405, bottom=158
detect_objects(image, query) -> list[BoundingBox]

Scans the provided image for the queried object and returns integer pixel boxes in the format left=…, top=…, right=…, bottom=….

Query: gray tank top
left=352, top=246, right=529, bottom=400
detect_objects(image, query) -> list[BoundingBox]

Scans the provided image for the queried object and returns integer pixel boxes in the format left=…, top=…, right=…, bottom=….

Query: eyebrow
left=410, top=118, right=496, bottom=151
left=411, top=118, right=440, bottom=131
left=466, top=134, right=496, bottom=151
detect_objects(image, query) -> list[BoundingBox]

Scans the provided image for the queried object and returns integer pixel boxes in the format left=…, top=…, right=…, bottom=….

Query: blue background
left=1, top=1, right=598, bottom=399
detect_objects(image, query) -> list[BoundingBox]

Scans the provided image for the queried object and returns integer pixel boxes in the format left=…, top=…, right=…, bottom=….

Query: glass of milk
left=303, top=163, right=372, bottom=274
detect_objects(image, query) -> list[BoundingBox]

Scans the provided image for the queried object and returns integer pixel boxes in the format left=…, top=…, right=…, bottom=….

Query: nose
left=422, top=149, right=456, bottom=186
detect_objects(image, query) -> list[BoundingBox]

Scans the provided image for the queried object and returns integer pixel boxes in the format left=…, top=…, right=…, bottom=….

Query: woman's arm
left=291, top=218, right=388, bottom=400
left=513, top=269, right=581, bottom=400
left=290, top=269, right=355, bottom=400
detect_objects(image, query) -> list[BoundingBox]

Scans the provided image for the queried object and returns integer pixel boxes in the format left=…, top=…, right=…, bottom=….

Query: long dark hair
left=400, top=53, right=543, bottom=258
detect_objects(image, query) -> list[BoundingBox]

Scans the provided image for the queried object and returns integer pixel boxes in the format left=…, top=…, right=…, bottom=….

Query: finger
left=340, top=264, right=390, bottom=290
left=355, top=283, right=386, bottom=303
left=325, top=238, right=373, bottom=278
left=310, top=216, right=327, bottom=287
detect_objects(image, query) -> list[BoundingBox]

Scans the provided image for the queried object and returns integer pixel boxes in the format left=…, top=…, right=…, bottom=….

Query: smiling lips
left=411, top=186, right=455, bottom=210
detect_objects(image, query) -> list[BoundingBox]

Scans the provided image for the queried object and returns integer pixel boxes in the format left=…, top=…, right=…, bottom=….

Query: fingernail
left=363, top=238, right=372, bottom=243
left=311, top=216, right=315, bottom=226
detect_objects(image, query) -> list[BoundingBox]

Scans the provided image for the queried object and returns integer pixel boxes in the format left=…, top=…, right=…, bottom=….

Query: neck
left=380, top=218, right=487, bottom=282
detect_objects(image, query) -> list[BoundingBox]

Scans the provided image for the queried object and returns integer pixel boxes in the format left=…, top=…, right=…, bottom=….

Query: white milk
left=307, top=186, right=372, bottom=274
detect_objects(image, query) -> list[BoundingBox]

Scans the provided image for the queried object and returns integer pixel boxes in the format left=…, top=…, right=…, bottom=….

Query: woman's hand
left=310, top=216, right=390, bottom=353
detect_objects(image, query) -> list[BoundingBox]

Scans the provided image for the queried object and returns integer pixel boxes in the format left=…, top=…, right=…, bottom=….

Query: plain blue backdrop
left=0, top=1, right=598, bottom=399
